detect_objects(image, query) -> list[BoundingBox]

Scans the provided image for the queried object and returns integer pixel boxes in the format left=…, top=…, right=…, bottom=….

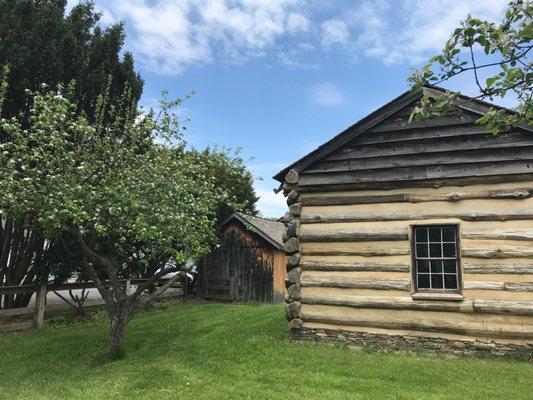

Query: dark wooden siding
left=198, top=220, right=286, bottom=303
left=298, top=105, right=533, bottom=189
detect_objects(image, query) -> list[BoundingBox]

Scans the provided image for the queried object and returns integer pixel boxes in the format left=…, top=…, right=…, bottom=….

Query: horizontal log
left=300, top=228, right=408, bottom=242
left=325, top=132, right=533, bottom=161
left=465, top=281, right=506, bottom=290
left=357, top=124, right=491, bottom=145
left=464, top=281, right=533, bottom=292
left=301, top=292, right=475, bottom=313
left=301, top=275, right=410, bottom=290
left=367, top=114, right=478, bottom=133
left=463, top=247, right=533, bottom=259
left=463, top=263, right=533, bottom=274
left=302, top=275, right=533, bottom=293
left=300, top=227, right=533, bottom=243
left=0, top=306, right=33, bottom=318
left=301, top=261, right=533, bottom=274
left=473, top=299, right=533, bottom=315
left=301, top=209, right=533, bottom=223
left=300, top=260, right=409, bottom=272
left=299, top=160, right=533, bottom=187
left=302, top=247, right=409, bottom=257
left=463, top=229, right=533, bottom=241
left=301, top=188, right=533, bottom=206
left=506, top=282, right=533, bottom=292
left=306, top=147, right=533, bottom=174
left=301, top=307, right=533, bottom=339
left=301, top=292, right=533, bottom=316
left=297, top=174, right=533, bottom=192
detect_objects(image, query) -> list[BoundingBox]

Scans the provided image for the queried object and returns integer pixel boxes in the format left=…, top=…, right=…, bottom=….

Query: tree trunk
left=105, top=303, right=131, bottom=355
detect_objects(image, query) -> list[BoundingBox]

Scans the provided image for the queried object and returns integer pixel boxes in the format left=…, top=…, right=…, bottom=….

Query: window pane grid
left=413, top=225, right=459, bottom=291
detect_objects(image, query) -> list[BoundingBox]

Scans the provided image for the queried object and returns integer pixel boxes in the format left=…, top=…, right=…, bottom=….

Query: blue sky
left=68, top=0, right=512, bottom=217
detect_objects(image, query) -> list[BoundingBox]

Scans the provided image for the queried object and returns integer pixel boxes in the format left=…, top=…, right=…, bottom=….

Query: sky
left=68, top=0, right=512, bottom=217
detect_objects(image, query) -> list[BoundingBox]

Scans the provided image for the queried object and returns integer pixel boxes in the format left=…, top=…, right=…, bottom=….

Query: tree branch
left=138, top=272, right=183, bottom=306
left=129, top=265, right=179, bottom=301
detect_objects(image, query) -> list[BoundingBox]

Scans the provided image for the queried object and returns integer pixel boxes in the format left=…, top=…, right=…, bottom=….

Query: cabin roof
left=273, top=85, right=532, bottom=183
left=220, top=212, right=286, bottom=249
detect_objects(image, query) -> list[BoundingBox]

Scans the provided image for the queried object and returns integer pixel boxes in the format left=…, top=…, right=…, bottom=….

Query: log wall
left=283, top=179, right=533, bottom=353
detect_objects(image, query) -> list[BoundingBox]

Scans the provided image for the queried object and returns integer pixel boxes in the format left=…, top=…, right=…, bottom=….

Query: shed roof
left=220, top=212, right=286, bottom=249
left=273, top=85, right=532, bottom=182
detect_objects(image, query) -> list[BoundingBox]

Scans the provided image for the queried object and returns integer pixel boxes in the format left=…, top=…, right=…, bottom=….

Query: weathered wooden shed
left=276, top=85, right=533, bottom=359
left=199, top=213, right=287, bottom=303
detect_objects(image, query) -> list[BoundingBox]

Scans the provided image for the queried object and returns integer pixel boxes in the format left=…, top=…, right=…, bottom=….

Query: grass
left=0, top=302, right=531, bottom=400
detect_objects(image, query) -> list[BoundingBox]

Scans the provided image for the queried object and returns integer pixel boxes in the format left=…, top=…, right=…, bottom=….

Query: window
left=411, top=225, right=461, bottom=292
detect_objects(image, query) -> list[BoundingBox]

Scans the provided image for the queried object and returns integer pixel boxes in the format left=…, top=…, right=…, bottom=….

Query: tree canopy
left=0, top=78, right=245, bottom=352
left=0, top=0, right=143, bottom=121
left=408, top=0, right=532, bottom=133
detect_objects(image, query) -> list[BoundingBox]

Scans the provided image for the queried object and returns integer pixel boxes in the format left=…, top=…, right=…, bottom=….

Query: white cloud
left=80, top=0, right=509, bottom=74
left=287, top=12, right=311, bottom=33
left=254, top=183, right=287, bottom=218
left=348, top=0, right=508, bottom=65
left=278, top=42, right=319, bottom=70
left=310, top=83, right=346, bottom=107
left=103, top=0, right=308, bottom=75
left=320, top=19, right=349, bottom=47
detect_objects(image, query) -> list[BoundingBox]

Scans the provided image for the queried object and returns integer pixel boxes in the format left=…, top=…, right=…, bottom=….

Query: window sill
left=412, top=292, right=464, bottom=301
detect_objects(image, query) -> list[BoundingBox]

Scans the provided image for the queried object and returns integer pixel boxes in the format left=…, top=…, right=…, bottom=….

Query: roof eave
left=273, top=85, right=532, bottom=183
left=273, top=87, right=424, bottom=182
left=220, top=212, right=284, bottom=249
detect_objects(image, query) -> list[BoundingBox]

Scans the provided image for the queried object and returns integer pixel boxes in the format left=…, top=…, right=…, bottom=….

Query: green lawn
left=0, top=302, right=531, bottom=400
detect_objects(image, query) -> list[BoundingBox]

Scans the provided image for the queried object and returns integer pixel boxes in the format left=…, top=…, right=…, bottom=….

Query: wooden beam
left=300, top=228, right=408, bottom=242
left=300, top=293, right=533, bottom=316
left=301, top=261, right=533, bottom=274
left=356, top=124, right=491, bottom=145
left=463, top=263, right=533, bottom=274
left=323, top=132, right=533, bottom=161
left=301, top=292, right=475, bottom=313
left=300, top=260, right=409, bottom=273
left=462, top=229, right=533, bottom=241
left=33, top=284, right=46, bottom=329
left=463, top=247, right=533, bottom=259
left=464, top=281, right=533, bottom=292
left=301, top=307, right=533, bottom=339
left=0, top=306, right=33, bottom=318
left=299, top=228, right=533, bottom=243
left=300, top=209, right=533, bottom=224
left=305, top=148, right=533, bottom=175
left=296, top=174, right=533, bottom=192
left=301, top=188, right=533, bottom=206
left=473, top=299, right=533, bottom=315
left=302, top=247, right=410, bottom=257
left=300, top=275, right=410, bottom=290
left=366, top=114, right=477, bottom=133
left=298, top=160, right=533, bottom=187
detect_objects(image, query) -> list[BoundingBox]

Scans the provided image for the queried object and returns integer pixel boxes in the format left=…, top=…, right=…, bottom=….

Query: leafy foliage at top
left=185, top=147, right=259, bottom=223
left=408, top=0, right=532, bottom=133
left=0, top=0, right=143, bottom=122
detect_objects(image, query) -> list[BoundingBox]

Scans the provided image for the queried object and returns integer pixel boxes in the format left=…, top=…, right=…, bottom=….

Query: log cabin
left=198, top=212, right=287, bottom=303
left=275, top=85, right=533, bottom=359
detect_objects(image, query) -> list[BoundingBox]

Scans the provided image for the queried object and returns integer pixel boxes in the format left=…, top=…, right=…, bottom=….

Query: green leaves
left=0, top=83, right=245, bottom=272
left=407, top=0, right=533, bottom=133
